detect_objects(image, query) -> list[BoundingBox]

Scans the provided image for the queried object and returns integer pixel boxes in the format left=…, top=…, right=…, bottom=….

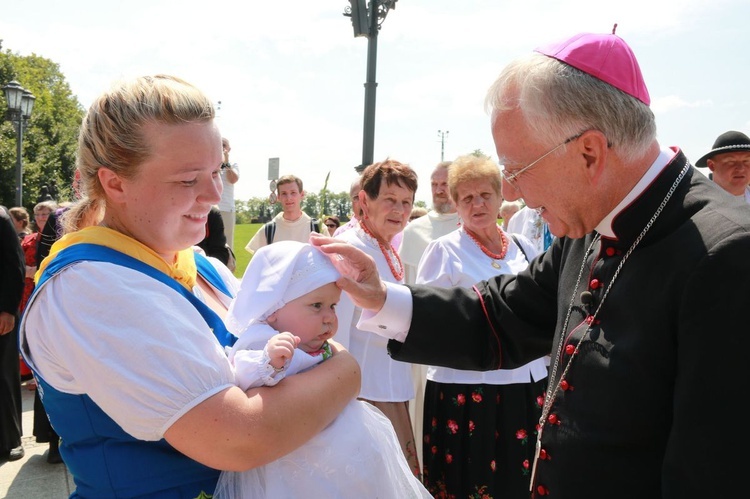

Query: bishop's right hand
left=309, top=233, right=388, bottom=313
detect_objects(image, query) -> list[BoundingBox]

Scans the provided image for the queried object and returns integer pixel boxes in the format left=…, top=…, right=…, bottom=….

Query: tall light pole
left=438, top=129, right=449, bottom=162
left=344, top=0, right=398, bottom=173
left=2, top=80, right=36, bottom=206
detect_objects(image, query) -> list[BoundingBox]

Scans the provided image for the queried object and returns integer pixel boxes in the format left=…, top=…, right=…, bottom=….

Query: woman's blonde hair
left=448, top=154, right=502, bottom=203
left=63, top=75, right=215, bottom=233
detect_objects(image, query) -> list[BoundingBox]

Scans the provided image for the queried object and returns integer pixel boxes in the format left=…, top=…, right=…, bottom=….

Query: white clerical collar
left=595, top=146, right=677, bottom=238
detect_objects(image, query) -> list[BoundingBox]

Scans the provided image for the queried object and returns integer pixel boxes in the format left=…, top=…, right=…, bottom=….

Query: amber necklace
left=529, top=159, right=690, bottom=492
left=464, top=225, right=508, bottom=269
left=358, top=219, right=404, bottom=281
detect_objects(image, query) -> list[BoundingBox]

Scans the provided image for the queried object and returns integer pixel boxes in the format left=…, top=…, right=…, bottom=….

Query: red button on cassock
left=539, top=448, right=548, bottom=460
left=547, top=414, right=559, bottom=425
left=536, top=484, right=549, bottom=496
left=590, top=278, right=600, bottom=289
left=560, top=380, right=570, bottom=391
left=565, top=344, right=575, bottom=355
left=605, top=246, right=616, bottom=256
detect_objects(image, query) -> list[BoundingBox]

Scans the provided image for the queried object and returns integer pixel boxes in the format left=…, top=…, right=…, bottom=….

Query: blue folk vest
left=22, top=244, right=236, bottom=498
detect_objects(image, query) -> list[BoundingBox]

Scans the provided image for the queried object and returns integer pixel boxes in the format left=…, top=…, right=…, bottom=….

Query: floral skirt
left=422, top=378, right=547, bottom=498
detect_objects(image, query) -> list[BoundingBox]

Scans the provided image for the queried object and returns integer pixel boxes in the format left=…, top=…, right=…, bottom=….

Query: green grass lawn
left=232, top=223, right=262, bottom=277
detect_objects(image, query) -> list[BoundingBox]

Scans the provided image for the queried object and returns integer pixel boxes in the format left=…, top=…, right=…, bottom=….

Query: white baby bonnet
left=225, top=240, right=341, bottom=337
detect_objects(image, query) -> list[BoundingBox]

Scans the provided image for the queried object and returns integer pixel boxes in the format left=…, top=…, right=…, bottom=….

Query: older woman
left=19, top=74, right=359, bottom=497
left=335, top=158, right=421, bottom=477
left=416, top=154, right=548, bottom=497
left=19, top=201, right=58, bottom=313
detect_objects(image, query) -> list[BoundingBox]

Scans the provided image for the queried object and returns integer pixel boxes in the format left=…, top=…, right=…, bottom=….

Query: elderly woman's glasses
left=500, top=132, right=585, bottom=189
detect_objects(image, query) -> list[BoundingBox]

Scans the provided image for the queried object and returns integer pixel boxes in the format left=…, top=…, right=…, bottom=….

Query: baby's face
left=270, top=282, right=341, bottom=354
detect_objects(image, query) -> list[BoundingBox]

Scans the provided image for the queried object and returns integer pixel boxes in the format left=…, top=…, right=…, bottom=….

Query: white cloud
left=651, top=96, right=713, bottom=114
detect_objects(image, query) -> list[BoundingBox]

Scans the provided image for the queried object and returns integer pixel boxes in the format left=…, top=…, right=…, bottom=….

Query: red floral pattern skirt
left=422, top=378, right=547, bottom=498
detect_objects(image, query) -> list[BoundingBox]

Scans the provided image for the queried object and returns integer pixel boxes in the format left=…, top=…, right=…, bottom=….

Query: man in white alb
left=399, top=161, right=459, bottom=284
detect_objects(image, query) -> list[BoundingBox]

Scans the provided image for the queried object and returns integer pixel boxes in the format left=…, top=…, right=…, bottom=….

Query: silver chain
left=537, top=159, right=690, bottom=446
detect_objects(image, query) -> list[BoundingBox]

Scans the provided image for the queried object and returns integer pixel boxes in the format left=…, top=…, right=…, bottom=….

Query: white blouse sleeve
left=231, top=347, right=288, bottom=390
left=24, top=262, right=236, bottom=441
left=416, top=240, right=458, bottom=287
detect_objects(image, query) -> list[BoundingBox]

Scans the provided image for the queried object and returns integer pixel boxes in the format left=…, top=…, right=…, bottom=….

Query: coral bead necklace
left=358, top=219, right=404, bottom=281
left=464, top=225, right=508, bottom=269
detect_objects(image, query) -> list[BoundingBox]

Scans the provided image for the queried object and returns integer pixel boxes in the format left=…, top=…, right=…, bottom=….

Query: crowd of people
left=2, top=28, right=749, bottom=499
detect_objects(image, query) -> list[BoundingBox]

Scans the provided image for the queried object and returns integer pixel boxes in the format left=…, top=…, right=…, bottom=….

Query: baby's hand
left=267, top=332, right=300, bottom=370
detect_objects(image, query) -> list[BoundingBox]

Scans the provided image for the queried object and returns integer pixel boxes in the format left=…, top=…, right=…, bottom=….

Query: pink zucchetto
left=534, top=29, right=651, bottom=106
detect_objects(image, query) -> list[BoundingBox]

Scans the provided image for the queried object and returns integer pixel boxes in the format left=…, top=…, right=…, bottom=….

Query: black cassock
left=387, top=151, right=750, bottom=499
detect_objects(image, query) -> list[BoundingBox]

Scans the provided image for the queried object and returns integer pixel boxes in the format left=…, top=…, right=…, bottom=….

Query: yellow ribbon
left=36, top=226, right=197, bottom=290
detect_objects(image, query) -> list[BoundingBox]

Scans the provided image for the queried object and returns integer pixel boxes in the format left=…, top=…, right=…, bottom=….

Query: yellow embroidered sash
left=36, top=226, right=197, bottom=290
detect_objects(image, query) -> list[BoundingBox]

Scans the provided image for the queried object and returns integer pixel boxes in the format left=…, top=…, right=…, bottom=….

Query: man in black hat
left=696, top=130, right=750, bottom=203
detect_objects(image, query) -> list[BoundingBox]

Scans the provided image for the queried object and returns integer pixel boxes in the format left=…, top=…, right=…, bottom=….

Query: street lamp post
left=344, top=1, right=398, bottom=173
left=438, top=130, right=449, bottom=162
left=2, top=80, right=36, bottom=207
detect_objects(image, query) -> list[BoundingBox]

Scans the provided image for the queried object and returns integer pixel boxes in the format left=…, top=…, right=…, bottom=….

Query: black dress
left=197, top=207, right=231, bottom=266
left=0, top=206, right=25, bottom=454
left=32, top=207, right=66, bottom=446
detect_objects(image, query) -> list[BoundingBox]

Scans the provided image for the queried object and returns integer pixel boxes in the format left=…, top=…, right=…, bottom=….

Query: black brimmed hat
left=696, top=131, right=750, bottom=168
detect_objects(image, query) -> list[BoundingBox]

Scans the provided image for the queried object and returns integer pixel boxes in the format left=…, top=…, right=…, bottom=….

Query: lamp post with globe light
left=2, top=80, right=36, bottom=206
left=343, top=0, right=398, bottom=173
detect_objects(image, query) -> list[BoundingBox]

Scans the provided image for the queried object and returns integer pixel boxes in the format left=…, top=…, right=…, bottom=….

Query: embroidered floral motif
left=516, top=428, right=529, bottom=444
left=469, top=485, right=491, bottom=499
left=446, top=419, right=459, bottom=435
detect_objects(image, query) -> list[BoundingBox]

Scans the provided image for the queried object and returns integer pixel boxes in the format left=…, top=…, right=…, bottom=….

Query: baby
left=215, top=241, right=430, bottom=498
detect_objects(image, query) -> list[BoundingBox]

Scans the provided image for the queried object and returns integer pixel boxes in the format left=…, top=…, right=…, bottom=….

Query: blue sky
left=2, top=0, right=749, bottom=204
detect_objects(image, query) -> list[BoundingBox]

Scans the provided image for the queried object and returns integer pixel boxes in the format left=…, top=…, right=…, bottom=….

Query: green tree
left=234, top=196, right=278, bottom=224
left=0, top=41, right=84, bottom=210
left=329, top=190, right=352, bottom=220
left=234, top=188, right=353, bottom=227
left=301, top=191, right=320, bottom=218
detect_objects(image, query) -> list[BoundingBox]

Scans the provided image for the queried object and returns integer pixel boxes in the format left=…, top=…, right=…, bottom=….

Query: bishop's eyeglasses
left=500, top=131, right=585, bottom=189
